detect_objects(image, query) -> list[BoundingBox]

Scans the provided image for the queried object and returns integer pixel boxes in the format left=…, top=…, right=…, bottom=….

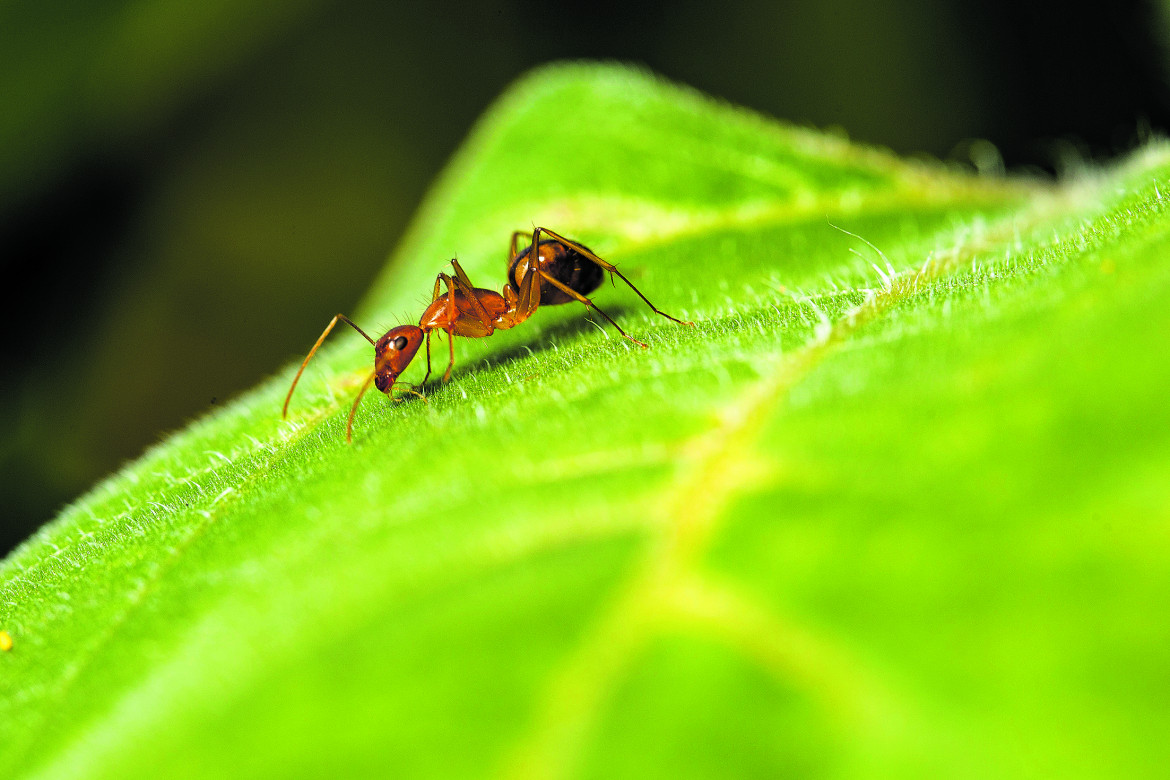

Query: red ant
left=283, top=226, right=693, bottom=441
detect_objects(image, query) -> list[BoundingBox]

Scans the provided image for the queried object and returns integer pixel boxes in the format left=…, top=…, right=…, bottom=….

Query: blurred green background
left=2, top=0, right=1168, bottom=553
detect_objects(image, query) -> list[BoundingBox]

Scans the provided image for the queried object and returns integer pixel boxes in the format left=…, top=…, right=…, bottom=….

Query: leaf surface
left=2, top=64, right=1169, bottom=778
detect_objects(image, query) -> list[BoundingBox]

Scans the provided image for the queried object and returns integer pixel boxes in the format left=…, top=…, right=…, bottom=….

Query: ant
left=283, top=226, right=693, bottom=441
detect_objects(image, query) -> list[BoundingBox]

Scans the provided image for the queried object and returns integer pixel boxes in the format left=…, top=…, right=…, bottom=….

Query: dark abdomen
left=509, top=239, right=604, bottom=306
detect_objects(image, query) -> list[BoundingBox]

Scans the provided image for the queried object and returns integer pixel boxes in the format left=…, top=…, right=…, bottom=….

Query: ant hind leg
left=508, top=230, right=528, bottom=263
left=539, top=271, right=648, bottom=348
left=534, top=227, right=694, bottom=327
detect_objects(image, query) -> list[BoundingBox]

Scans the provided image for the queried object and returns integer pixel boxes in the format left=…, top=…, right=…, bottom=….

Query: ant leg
left=445, top=329, right=456, bottom=382
left=516, top=262, right=542, bottom=318
left=388, top=382, right=428, bottom=403
left=284, top=314, right=376, bottom=418
left=421, top=330, right=433, bottom=387
left=534, top=226, right=694, bottom=326
left=345, top=370, right=377, bottom=443
left=439, top=273, right=459, bottom=382
left=504, top=227, right=545, bottom=319
left=539, top=271, right=649, bottom=348
left=448, top=259, right=498, bottom=333
left=415, top=270, right=447, bottom=388
left=508, top=230, right=528, bottom=262
left=449, top=257, right=474, bottom=287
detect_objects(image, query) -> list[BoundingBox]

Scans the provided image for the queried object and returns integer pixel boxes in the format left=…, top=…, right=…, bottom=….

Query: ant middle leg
left=433, top=268, right=499, bottom=384
left=439, top=273, right=459, bottom=382
left=532, top=226, right=695, bottom=327
left=447, top=259, right=501, bottom=334
left=441, top=329, right=458, bottom=382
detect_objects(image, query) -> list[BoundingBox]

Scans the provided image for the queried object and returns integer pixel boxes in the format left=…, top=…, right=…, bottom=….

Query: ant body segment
left=283, top=226, right=693, bottom=441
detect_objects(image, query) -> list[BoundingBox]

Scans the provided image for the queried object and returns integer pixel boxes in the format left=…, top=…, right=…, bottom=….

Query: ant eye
left=392, top=336, right=408, bottom=351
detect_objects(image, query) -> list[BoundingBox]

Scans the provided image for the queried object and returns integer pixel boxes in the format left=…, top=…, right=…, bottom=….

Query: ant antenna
left=346, top=378, right=427, bottom=443
left=284, top=314, right=377, bottom=419
left=346, top=371, right=377, bottom=442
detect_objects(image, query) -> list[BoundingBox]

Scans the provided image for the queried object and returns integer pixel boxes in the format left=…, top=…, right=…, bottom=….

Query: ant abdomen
left=509, top=239, right=605, bottom=306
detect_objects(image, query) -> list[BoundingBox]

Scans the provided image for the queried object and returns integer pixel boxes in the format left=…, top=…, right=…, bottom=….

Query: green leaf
left=2, top=63, right=1168, bottom=778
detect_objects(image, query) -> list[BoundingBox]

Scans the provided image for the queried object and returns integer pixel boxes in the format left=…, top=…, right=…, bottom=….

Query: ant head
left=374, top=325, right=424, bottom=393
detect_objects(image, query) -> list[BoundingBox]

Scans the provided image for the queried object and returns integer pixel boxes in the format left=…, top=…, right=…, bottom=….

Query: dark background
left=3, top=0, right=1169, bottom=554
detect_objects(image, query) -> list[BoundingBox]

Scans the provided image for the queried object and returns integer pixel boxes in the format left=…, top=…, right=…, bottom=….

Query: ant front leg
left=421, top=330, right=433, bottom=387
left=417, top=274, right=448, bottom=389
left=534, top=226, right=695, bottom=327
left=436, top=264, right=500, bottom=381
left=388, top=383, right=428, bottom=404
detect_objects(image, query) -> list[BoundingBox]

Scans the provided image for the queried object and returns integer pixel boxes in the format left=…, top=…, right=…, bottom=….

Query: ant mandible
left=282, top=226, right=694, bottom=441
